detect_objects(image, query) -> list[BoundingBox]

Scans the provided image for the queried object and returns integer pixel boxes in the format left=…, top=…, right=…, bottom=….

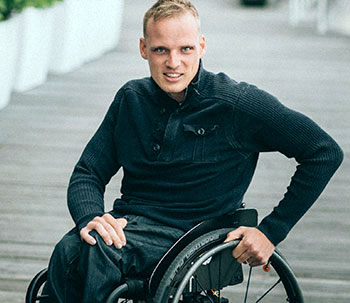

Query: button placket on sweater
left=150, top=105, right=174, bottom=160
left=151, top=87, right=199, bottom=162
left=154, top=106, right=182, bottom=162
left=151, top=120, right=164, bottom=158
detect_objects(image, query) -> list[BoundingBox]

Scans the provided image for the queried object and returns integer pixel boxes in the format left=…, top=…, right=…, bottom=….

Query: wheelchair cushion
left=148, top=208, right=258, bottom=294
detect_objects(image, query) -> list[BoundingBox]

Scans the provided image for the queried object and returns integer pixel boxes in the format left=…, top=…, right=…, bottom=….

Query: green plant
left=0, top=0, right=26, bottom=21
left=25, top=0, right=63, bottom=9
left=0, top=0, right=63, bottom=21
left=0, top=1, right=6, bottom=21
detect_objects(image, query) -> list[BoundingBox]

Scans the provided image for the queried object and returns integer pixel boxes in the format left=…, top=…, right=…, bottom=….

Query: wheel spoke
left=192, top=275, right=216, bottom=303
left=255, top=278, right=282, bottom=303
left=243, top=266, right=253, bottom=303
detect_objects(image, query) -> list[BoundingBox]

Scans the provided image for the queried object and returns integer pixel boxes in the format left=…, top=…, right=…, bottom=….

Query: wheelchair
left=26, top=208, right=304, bottom=303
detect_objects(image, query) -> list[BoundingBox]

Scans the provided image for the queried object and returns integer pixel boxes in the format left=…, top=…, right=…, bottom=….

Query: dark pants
left=45, top=214, right=185, bottom=303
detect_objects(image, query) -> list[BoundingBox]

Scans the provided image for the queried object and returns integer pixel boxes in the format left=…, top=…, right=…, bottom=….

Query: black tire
left=154, top=228, right=304, bottom=303
left=25, top=268, right=49, bottom=303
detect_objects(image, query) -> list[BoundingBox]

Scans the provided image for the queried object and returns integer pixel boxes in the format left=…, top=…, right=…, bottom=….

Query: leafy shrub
left=0, top=0, right=25, bottom=21
left=25, top=0, right=63, bottom=9
left=0, top=0, right=63, bottom=21
left=0, top=1, right=5, bottom=21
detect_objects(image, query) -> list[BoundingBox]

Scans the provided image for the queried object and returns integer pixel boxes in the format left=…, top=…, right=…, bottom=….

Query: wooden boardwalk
left=1, top=0, right=349, bottom=302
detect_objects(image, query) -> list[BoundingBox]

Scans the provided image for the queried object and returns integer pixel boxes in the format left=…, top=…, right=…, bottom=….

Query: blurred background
left=0, top=0, right=349, bottom=302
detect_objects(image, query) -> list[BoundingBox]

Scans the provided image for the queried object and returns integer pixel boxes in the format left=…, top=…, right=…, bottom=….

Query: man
left=44, top=0, right=343, bottom=302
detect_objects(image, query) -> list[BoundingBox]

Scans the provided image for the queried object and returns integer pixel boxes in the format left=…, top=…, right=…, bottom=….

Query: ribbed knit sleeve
left=235, top=84, right=343, bottom=246
left=67, top=91, right=123, bottom=231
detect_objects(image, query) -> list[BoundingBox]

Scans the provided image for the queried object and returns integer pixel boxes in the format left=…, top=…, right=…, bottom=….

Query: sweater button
left=152, top=144, right=161, bottom=152
left=197, top=128, right=205, bottom=136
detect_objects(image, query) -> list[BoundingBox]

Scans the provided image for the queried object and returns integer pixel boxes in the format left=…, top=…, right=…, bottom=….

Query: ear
left=199, top=35, right=206, bottom=58
left=139, top=38, right=148, bottom=60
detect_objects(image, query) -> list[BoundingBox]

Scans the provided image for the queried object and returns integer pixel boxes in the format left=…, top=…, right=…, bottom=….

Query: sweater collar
left=151, top=60, right=205, bottom=110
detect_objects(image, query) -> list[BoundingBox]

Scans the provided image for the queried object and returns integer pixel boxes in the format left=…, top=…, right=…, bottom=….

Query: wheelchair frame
left=26, top=208, right=304, bottom=303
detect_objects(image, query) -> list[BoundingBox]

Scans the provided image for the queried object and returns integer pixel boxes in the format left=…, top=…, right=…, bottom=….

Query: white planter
left=0, top=15, right=20, bottom=110
left=14, top=7, right=55, bottom=92
left=81, top=0, right=124, bottom=63
left=101, top=0, right=124, bottom=52
left=49, top=0, right=124, bottom=74
left=329, top=1, right=350, bottom=35
left=80, top=0, right=103, bottom=63
left=49, top=0, right=85, bottom=74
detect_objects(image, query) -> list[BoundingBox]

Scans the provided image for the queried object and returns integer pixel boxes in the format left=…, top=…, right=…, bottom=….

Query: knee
left=79, top=230, right=114, bottom=257
left=79, top=231, right=124, bottom=268
left=50, top=228, right=82, bottom=267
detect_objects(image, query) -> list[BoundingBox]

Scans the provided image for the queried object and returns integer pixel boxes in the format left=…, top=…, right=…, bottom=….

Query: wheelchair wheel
left=25, top=268, right=49, bottom=303
left=153, top=228, right=304, bottom=303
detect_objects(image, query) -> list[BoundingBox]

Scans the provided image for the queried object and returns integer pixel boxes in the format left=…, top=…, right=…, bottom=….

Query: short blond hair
left=143, top=0, right=200, bottom=38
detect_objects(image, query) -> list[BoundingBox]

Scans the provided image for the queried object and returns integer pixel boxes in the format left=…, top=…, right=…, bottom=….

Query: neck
left=168, top=88, right=187, bottom=103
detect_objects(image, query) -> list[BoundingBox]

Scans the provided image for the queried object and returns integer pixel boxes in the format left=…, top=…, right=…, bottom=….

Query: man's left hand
left=224, top=227, right=275, bottom=267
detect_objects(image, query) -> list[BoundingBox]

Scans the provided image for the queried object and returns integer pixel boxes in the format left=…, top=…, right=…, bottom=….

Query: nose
left=166, top=51, right=180, bottom=69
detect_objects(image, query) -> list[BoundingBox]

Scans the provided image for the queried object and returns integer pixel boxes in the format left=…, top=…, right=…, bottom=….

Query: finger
left=102, top=214, right=127, bottom=230
left=114, top=225, right=127, bottom=247
left=248, top=255, right=266, bottom=267
left=232, top=242, right=245, bottom=259
left=104, top=223, right=124, bottom=249
left=80, top=227, right=97, bottom=245
left=103, top=215, right=128, bottom=247
left=115, top=218, right=128, bottom=244
left=232, top=234, right=252, bottom=259
left=235, top=249, right=251, bottom=264
left=249, top=260, right=263, bottom=267
left=224, top=228, right=244, bottom=243
left=117, top=217, right=128, bottom=229
left=92, top=221, right=114, bottom=246
left=224, top=228, right=248, bottom=260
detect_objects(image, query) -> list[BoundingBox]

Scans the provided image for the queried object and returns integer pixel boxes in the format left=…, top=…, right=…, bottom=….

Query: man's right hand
left=80, top=213, right=128, bottom=249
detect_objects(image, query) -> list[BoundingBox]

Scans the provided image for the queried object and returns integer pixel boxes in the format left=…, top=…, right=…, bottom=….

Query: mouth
left=163, top=72, right=184, bottom=82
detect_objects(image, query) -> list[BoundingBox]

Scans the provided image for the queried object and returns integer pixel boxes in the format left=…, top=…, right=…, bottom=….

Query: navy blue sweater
left=67, top=64, right=343, bottom=246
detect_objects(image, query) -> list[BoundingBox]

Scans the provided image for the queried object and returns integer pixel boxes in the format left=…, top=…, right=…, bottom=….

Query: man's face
left=140, top=12, right=206, bottom=102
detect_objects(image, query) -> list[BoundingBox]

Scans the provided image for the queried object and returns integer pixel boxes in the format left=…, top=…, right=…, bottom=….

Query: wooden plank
left=0, top=291, right=25, bottom=303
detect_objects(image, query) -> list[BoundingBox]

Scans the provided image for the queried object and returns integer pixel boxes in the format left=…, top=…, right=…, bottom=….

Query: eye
left=182, top=46, right=194, bottom=52
left=152, top=47, right=166, bottom=53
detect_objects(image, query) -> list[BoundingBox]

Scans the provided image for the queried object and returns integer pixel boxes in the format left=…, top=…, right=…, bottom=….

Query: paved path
left=0, top=0, right=349, bottom=302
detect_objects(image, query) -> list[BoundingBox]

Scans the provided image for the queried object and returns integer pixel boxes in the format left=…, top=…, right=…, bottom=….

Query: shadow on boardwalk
left=0, top=0, right=349, bottom=302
